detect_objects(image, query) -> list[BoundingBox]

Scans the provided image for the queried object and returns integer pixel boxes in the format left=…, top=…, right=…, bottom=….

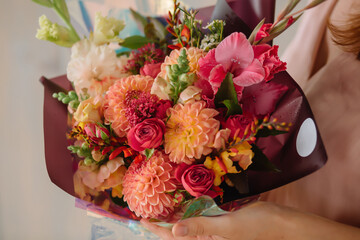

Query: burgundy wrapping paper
left=40, top=0, right=327, bottom=217
left=41, top=76, right=75, bottom=196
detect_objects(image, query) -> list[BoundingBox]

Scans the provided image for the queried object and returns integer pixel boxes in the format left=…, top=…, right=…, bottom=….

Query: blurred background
left=0, top=0, right=306, bottom=239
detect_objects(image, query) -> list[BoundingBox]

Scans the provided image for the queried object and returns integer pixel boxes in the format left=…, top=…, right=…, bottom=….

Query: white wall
left=0, top=0, right=305, bottom=239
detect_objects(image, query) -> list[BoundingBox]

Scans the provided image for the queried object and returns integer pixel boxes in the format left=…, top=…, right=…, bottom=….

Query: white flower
left=67, top=39, right=128, bottom=98
left=36, top=15, right=78, bottom=47
left=93, top=12, right=125, bottom=45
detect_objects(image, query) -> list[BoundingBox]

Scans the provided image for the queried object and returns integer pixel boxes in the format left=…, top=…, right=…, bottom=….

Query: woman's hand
left=141, top=201, right=360, bottom=240
left=141, top=201, right=286, bottom=240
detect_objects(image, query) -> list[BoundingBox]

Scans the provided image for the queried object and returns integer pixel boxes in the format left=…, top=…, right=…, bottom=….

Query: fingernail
left=173, top=224, right=188, bottom=236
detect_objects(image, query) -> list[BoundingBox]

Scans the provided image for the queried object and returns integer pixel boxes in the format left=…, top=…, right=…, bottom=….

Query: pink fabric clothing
left=263, top=0, right=360, bottom=227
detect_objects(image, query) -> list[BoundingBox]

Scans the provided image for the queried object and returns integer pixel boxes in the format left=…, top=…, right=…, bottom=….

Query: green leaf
left=149, top=17, right=167, bottom=40
left=248, top=18, right=265, bottom=45
left=144, top=148, right=155, bottom=160
left=130, top=8, right=148, bottom=30
left=227, top=171, right=249, bottom=194
left=248, top=144, right=281, bottom=172
left=144, top=22, right=158, bottom=40
left=120, top=35, right=152, bottom=49
left=32, top=0, right=53, bottom=8
left=182, top=196, right=227, bottom=219
left=214, top=73, right=242, bottom=116
left=278, top=0, right=301, bottom=20
left=222, top=99, right=243, bottom=117
left=53, top=0, right=70, bottom=21
left=256, top=128, right=288, bottom=138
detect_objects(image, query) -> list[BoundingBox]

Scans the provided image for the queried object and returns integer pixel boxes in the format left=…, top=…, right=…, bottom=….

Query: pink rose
left=127, top=118, right=165, bottom=151
left=140, top=63, right=162, bottom=79
left=176, top=164, right=218, bottom=198
left=253, top=44, right=287, bottom=82
left=222, top=113, right=254, bottom=139
left=255, top=23, right=272, bottom=42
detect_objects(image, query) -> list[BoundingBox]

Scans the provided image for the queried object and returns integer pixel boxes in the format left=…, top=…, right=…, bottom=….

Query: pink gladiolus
left=198, top=32, right=265, bottom=97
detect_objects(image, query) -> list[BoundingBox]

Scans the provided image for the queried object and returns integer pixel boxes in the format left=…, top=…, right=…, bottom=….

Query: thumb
left=172, top=215, right=230, bottom=237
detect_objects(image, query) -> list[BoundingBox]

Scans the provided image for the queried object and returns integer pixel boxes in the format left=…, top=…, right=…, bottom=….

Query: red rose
left=179, top=164, right=217, bottom=198
left=127, top=118, right=165, bottom=151
left=253, top=44, right=287, bottom=82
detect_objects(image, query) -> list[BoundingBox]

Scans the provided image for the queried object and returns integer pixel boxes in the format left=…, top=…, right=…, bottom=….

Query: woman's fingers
left=172, top=215, right=231, bottom=238
left=141, top=219, right=174, bottom=240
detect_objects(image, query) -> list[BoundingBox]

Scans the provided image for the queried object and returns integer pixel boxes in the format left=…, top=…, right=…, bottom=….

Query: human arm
left=141, top=201, right=360, bottom=240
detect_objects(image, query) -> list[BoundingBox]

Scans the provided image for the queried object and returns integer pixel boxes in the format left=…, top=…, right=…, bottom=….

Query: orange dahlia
left=103, top=75, right=154, bottom=137
left=164, top=101, right=220, bottom=164
left=122, top=151, right=177, bottom=219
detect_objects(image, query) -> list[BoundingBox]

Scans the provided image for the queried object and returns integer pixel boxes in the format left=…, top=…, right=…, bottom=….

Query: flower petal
left=215, top=32, right=254, bottom=71
left=233, top=59, right=265, bottom=87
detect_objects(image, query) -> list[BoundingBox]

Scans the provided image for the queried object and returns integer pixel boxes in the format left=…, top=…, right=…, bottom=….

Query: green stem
left=53, top=5, right=80, bottom=41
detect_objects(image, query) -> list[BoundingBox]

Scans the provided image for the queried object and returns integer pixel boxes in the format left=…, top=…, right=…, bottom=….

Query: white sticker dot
left=296, top=118, right=317, bottom=157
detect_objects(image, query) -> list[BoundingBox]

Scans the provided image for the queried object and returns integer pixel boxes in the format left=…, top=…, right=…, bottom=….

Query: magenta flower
left=198, top=32, right=265, bottom=96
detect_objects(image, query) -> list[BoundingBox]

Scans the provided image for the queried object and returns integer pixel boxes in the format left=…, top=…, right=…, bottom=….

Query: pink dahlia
left=164, top=101, right=220, bottom=164
left=103, top=75, right=154, bottom=137
left=122, top=151, right=177, bottom=219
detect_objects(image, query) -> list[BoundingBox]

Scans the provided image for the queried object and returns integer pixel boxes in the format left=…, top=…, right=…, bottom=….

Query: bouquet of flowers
left=36, top=0, right=327, bottom=223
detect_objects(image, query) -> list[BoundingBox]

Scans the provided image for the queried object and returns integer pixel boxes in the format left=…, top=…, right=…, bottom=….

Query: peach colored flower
left=76, top=157, right=126, bottom=197
left=73, top=96, right=103, bottom=123
left=212, top=129, right=231, bottom=151
left=103, top=75, right=154, bottom=137
left=151, top=47, right=206, bottom=100
left=122, top=151, right=177, bottom=219
left=164, top=101, right=220, bottom=164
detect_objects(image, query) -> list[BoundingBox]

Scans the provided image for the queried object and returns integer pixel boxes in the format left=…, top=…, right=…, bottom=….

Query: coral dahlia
left=122, top=151, right=177, bottom=219
left=164, top=101, right=220, bottom=164
left=103, top=75, right=154, bottom=137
